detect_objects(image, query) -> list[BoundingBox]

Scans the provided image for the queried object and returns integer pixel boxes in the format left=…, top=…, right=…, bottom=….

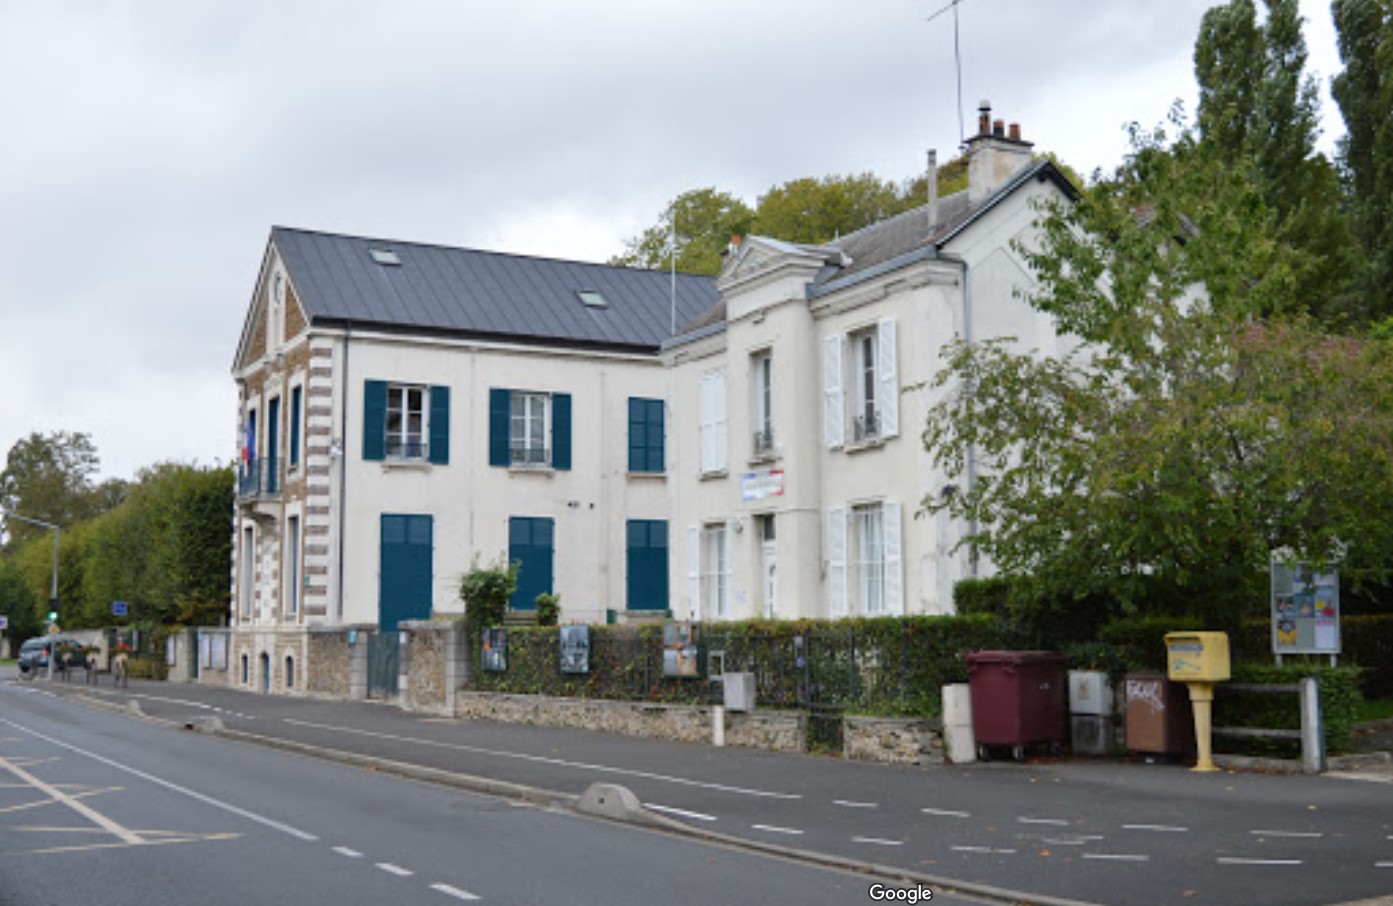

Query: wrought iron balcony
left=237, top=456, right=281, bottom=500
left=510, top=445, right=551, bottom=468
left=853, top=410, right=881, bottom=442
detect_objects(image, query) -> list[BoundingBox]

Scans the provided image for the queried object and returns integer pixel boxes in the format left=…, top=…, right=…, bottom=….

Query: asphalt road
left=0, top=680, right=1000, bottom=906
left=8, top=672, right=1393, bottom=906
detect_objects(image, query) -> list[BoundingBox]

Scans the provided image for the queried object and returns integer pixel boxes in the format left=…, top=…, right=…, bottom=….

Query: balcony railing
left=853, top=410, right=881, bottom=443
left=510, top=445, right=551, bottom=468
left=752, top=428, right=776, bottom=457
left=237, top=456, right=281, bottom=499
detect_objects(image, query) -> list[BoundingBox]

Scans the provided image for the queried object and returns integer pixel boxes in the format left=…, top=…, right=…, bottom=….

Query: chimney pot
left=978, top=99, right=992, bottom=136
left=993, top=119, right=1005, bottom=137
left=1009, top=122, right=1021, bottom=141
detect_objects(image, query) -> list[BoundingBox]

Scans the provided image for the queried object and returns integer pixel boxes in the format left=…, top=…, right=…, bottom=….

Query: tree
left=610, top=188, right=754, bottom=276
left=0, top=431, right=103, bottom=548
left=921, top=123, right=1393, bottom=630
left=750, top=173, right=903, bottom=245
left=1193, top=0, right=1358, bottom=323
left=1332, top=0, right=1393, bottom=321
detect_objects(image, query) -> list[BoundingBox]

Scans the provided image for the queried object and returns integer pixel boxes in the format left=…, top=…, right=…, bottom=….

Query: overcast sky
left=0, top=0, right=1348, bottom=483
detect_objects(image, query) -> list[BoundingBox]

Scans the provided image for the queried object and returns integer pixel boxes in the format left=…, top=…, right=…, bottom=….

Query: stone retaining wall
left=307, top=629, right=353, bottom=698
left=843, top=715, right=944, bottom=765
left=455, top=692, right=806, bottom=753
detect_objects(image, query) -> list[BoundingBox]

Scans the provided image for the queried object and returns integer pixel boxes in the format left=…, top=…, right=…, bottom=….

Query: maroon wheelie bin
left=966, top=650, right=1068, bottom=761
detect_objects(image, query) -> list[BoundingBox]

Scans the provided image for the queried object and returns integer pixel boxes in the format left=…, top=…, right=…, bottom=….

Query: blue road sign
left=112, top=601, right=128, bottom=617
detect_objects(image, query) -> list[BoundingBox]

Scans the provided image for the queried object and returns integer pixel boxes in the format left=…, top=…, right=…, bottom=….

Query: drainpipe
left=337, top=322, right=351, bottom=621
left=939, top=253, right=979, bottom=579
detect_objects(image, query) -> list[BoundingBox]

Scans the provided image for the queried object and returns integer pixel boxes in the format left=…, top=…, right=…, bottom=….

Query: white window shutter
left=877, top=318, right=898, bottom=438
left=687, top=525, right=701, bottom=621
left=823, top=335, right=844, bottom=448
left=883, top=501, right=903, bottom=615
left=713, top=370, right=727, bottom=473
left=826, top=506, right=848, bottom=618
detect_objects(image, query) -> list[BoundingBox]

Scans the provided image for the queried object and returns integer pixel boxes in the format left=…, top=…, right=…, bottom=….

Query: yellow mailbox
left=1163, top=631, right=1231, bottom=772
left=1164, top=631, right=1231, bottom=682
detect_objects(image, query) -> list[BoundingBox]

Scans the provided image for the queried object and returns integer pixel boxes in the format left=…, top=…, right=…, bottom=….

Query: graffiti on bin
left=1127, top=678, right=1166, bottom=714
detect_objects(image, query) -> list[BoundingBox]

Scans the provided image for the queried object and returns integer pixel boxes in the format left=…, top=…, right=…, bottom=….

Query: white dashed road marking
left=333, top=846, right=363, bottom=858
left=853, top=836, right=903, bottom=846
left=921, top=808, right=970, bottom=818
left=430, top=883, right=481, bottom=901
left=1123, top=824, right=1188, bottom=833
left=1018, top=817, right=1070, bottom=826
left=751, top=824, right=804, bottom=836
left=376, top=862, right=414, bottom=877
left=284, top=719, right=801, bottom=800
left=1218, top=858, right=1303, bottom=866
left=1249, top=830, right=1322, bottom=838
left=645, top=803, right=717, bottom=822
left=952, top=846, right=1016, bottom=854
left=1082, top=853, right=1149, bottom=862
left=834, top=800, right=877, bottom=808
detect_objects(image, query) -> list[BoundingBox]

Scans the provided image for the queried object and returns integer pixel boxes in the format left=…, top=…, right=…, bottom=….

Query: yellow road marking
left=22, top=833, right=241, bottom=856
left=0, top=787, right=122, bottom=814
left=0, top=753, right=143, bottom=845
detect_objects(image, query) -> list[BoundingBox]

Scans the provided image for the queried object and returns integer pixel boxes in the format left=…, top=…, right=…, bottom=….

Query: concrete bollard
left=712, top=705, right=725, bottom=747
left=942, top=683, right=976, bottom=763
left=1300, top=676, right=1326, bottom=774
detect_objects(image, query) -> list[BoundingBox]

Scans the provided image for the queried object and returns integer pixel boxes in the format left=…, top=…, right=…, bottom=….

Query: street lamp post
left=0, top=510, right=61, bottom=677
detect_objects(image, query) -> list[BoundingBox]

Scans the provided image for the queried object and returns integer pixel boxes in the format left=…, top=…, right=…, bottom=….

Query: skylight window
left=369, top=248, right=401, bottom=266
left=576, top=289, right=608, bottom=309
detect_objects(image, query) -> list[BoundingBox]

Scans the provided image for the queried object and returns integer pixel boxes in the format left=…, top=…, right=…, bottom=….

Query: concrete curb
left=54, top=683, right=1103, bottom=906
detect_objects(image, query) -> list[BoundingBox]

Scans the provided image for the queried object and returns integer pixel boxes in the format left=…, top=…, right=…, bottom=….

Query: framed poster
left=559, top=625, right=590, bottom=674
left=481, top=628, right=508, bottom=673
left=662, top=621, right=701, bottom=678
left=1271, top=560, right=1340, bottom=656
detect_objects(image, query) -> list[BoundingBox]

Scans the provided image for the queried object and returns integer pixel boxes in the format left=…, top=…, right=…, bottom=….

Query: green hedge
left=471, top=614, right=1010, bottom=717
left=1214, top=663, right=1360, bottom=755
left=1344, top=615, right=1393, bottom=698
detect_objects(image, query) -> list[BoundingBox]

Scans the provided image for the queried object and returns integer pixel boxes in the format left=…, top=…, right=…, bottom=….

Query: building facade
left=229, top=228, right=716, bottom=693
left=662, top=114, right=1078, bottom=622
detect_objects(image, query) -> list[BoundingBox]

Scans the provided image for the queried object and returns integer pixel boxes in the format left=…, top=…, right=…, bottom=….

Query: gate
left=367, top=632, right=400, bottom=698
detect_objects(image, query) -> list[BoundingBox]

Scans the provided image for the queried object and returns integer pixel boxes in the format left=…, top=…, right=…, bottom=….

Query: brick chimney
left=965, top=100, right=1034, bottom=203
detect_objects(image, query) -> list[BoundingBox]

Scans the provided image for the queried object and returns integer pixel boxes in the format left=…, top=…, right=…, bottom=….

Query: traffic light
left=47, top=610, right=58, bottom=622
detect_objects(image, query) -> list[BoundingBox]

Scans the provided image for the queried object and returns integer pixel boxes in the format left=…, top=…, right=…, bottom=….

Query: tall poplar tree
left=1332, top=0, right=1393, bottom=322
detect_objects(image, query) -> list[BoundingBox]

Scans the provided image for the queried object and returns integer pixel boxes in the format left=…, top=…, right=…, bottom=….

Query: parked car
left=17, top=637, right=88, bottom=674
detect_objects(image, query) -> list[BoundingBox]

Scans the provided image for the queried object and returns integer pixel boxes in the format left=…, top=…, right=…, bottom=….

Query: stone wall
left=402, top=621, right=448, bottom=714
left=843, top=715, right=944, bottom=765
left=455, top=692, right=806, bottom=753
left=307, top=628, right=353, bottom=698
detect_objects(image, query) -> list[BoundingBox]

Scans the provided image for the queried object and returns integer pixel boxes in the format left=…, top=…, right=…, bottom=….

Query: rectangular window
left=852, top=504, right=885, bottom=615
left=700, top=524, right=728, bottom=619
left=852, top=329, right=879, bottom=441
left=628, top=398, right=665, bottom=473
left=510, top=391, right=551, bottom=466
left=240, top=526, right=255, bottom=619
left=285, top=516, right=300, bottom=618
left=751, top=351, right=774, bottom=457
left=386, top=385, right=428, bottom=459
left=699, top=370, right=727, bottom=474
left=289, top=386, right=302, bottom=469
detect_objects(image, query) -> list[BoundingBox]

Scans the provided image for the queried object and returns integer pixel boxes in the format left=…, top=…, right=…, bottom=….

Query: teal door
left=626, top=520, right=669, bottom=611
left=508, top=517, right=554, bottom=611
left=379, top=514, right=434, bottom=630
left=267, top=397, right=281, bottom=493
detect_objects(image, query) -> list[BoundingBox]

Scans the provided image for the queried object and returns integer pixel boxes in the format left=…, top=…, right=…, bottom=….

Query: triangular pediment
left=233, top=239, right=309, bottom=373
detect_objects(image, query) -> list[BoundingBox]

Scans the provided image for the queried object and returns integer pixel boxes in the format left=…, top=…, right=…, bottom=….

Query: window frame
left=628, top=397, right=665, bottom=474
left=510, top=390, right=552, bottom=467
left=751, top=350, right=774, bottom=457
left=700, top=523, right=729, bottom=619
left=851, top=328, right=879, bottom=441
left=851, top=503, right=886, bottom=616
left=385, top=383, right=429, bottom=460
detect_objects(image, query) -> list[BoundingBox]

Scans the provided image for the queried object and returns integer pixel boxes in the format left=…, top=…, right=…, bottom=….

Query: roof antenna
left=926, top=0, right=972, bottom=150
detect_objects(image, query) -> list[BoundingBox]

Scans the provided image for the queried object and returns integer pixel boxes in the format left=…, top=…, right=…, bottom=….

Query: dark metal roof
left=271, top=227, right=720, bottom=352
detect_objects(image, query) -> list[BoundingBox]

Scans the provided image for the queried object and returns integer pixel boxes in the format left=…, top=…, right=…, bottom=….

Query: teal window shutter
left=628, top=398, right=664, bottom=473
left=428, top=385, right=450, bottom=465
left=489, top=388, right=510, bottom=467
left=552, top=393, right=572, bottom=470
left=626, top=520, right=669, bottom=610
left=289, top=386, right=302, bottom=468
left=363, top=380, right=387, bottom=461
